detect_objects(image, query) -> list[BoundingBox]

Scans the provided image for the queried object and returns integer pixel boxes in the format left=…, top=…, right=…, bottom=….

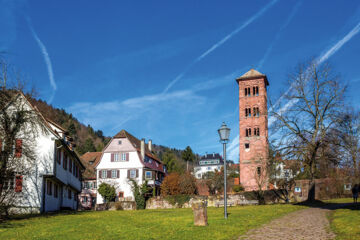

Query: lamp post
left=218, top=122, right=230, bottom=219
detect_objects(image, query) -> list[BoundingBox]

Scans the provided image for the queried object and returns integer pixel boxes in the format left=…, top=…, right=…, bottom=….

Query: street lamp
left=218, top=122, right=230, bottom=219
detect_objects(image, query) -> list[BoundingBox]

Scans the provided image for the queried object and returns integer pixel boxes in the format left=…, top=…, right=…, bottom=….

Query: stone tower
left=236, top=69, right=269, bottom=191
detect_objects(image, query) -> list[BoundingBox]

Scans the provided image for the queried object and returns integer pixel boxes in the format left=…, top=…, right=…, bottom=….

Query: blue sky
left=1, top=0, right=360, bottom=162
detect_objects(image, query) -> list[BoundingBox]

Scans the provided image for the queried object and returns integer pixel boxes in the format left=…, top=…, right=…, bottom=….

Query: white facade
left=96, top=130, right=166, bottom=204
left=194, top=153, right=223, bottom=179
left=1, top=93, right=84, bottom=213
left=194, top=165, right=222, bottom=179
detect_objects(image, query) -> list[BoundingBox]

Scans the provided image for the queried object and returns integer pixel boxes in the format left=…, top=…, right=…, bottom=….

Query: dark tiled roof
left=113, top=129, right=165, bottom=173
left=113, top=129, right=161, bottom=162
left=80, top=152, right=102, bottom=179
left=200, top=153, right=222, bottom=160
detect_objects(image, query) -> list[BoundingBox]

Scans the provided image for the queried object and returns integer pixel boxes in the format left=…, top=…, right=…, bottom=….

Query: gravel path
left=239, top=208, right=336, bottom=240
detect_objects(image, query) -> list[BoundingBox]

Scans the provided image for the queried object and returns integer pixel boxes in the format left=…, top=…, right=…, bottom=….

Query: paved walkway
left=239, top=208, right=336, bottom=240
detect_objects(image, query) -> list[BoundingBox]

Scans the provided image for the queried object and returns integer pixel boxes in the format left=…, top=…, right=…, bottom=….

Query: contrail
left=257, top=1, right=302, bottom=69
left=163, top=0, right=279, bottom=93
left=269, top=20, right=360, bottom=127
left=26, top=18, right=57, bottom=102
left=229, top=18, right=360, bottom=161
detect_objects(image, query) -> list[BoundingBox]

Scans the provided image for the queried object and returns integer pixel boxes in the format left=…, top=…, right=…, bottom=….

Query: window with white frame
left=101, top=170, right=107, bottom=178
left=111, top=169, right=117, bottom=178
left=130, top=169, right=137, bottom=179
left=145, top=171, right=152, bottom=180
left=121, top=153, right=127, bottom=161
left=114, top=153, right=120, bottom=162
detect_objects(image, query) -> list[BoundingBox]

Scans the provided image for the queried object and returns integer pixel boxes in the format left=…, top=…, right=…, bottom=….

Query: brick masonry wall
left=238, top=76, right=269, bottom=191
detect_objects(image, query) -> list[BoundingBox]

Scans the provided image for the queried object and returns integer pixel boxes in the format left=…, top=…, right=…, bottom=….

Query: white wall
left=194, top=165, right=222, bottom=179
left=96, top=138, right=145, bottom=204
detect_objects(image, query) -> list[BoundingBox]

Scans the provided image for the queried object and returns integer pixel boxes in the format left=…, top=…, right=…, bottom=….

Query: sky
left=1, top=0, right=360, bottom=162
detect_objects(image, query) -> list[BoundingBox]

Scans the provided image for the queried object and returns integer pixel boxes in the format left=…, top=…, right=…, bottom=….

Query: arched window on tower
left=245, top=87, right=251, bottom=97
left=253, top=107, right=260, bottom=117
left=245, top=108, right=251, bottom=117
left=254, top=127, right=260, bottom=136
left=245, top=128, right=252, bottom=137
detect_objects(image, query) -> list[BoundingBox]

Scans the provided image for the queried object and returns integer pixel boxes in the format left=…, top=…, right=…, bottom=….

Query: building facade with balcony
left=0, top=92, right=84, bottom=213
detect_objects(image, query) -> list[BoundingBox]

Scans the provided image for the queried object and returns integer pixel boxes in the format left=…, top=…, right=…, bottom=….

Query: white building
left=96, top=130, right=166, bottom=204
left=0, top=92, right=84, bottom=213
left=194, top=153, right=224, bottom=179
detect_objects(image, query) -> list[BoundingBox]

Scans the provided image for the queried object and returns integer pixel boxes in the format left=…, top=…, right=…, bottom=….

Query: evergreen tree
left=182, top=146, right=195, bottom=171
left=82, top=138, right=96, bottom=153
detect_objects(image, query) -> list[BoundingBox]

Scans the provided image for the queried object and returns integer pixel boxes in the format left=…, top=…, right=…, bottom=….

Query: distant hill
left=27, top=96, right=198, bottom=173
left=28, top=97, right=110, bottom=155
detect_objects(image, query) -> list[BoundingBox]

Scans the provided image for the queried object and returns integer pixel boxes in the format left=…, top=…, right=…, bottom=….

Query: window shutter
left=127, top=170, right=130, bottom=179
left=107, top=170, right=111, bottom=178
left=99, top=170, right=101, bottom=179
left=152, top=171, right=155, bottom=180
left=136, top=169, right=139, bottom=178
left=15, top=139, right=22, bottom=158
left=117, top=170, right=120, bottom=178
left=15, top=175, right=23, bottom=192
left=126, top=153, right=129, bottom=161
left=111, top=153, right=114, bottom=162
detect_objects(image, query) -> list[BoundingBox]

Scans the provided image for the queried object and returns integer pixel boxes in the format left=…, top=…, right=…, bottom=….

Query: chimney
left=148, top=139, right=152, bottom=152
left=141, top=138, right=145, bottom=159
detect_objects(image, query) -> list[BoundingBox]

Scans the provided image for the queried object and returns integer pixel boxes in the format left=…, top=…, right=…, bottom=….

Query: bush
left=130, top=180, right=149, bottom=209
left=161, top=173, right=197, bottom=196
left=165, top=195, right=191, bottom=207
left=179, top=173, right=197, bottom=195
left=161, top=173, right=181, bottom=196
left=114, top=202, right=123, bottom=210
left=98, top=183, right=116, bottom=203
left=233, top=185, right=245, bottom=192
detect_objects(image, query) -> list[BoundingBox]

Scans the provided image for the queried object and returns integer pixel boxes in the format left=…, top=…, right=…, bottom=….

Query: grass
left=0, top=204, right=304, bottom=240
left=326, top=198, right=360, bottom=240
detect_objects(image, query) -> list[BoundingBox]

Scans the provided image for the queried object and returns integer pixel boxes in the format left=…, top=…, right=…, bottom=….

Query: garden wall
left=95, top=201, right=136, bottom=211
left=146, top=190, right=290, bottom=210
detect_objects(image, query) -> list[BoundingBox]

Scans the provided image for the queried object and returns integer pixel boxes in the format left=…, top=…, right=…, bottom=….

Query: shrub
left=161, top=173, right=181, bottom=196
left=161, top=173, right=197, bottom=196
left=114, top=202, right=123, bottom=210
left=98, top=183, right=116, bottom=203
left=179, top=173, right=197, bottom=195
left=165, top=195, right=191, bottom=207
left=130, top=180, right=149, bottom=209
left=233, top=185, right=245, bottom=192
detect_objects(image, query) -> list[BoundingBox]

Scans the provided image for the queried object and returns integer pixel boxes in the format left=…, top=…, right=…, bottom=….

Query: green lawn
left=326, top=198, right=360, bottom=240
left=0, top=204, right=304, bottom=240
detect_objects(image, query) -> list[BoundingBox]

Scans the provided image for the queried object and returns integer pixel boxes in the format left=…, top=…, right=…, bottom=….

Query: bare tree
left=270, top=60, right=346, bottom=201
left=333, top=110, right=360, bottom=180
left=0, top=59, right=43, bottom=215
